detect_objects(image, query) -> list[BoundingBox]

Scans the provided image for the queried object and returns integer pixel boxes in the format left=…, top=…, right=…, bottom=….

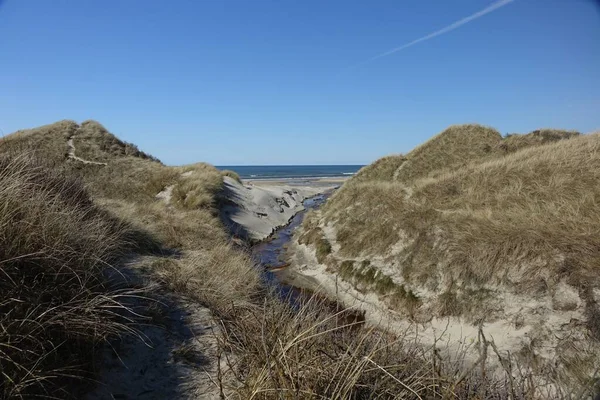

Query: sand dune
left=220, top=177, right=334, bottom=241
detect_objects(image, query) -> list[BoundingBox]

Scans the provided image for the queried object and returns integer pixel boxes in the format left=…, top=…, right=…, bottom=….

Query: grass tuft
left=221, top=169, right=242, bottom=183
left=0, top=155, right=141, bottom=398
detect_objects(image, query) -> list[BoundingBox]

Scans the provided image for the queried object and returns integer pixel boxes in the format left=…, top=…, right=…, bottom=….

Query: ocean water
left=216, top=165, right=363, bottom=179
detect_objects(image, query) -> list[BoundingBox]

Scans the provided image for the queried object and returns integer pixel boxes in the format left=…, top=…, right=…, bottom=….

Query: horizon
left=1, top=0, right=599, bottom=165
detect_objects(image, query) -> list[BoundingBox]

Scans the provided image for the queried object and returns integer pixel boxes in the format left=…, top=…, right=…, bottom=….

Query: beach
left=245, top=176, right=348, bottom=187
left=219, top=176, right=349, bottom=242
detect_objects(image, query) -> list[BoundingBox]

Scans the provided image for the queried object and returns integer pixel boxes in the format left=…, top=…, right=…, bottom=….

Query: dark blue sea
left=216, top=165, right=363, bottom=179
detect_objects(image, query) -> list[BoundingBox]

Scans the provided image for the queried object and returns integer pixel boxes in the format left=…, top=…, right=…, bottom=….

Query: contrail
left=353, top=0, right=515, bottom=68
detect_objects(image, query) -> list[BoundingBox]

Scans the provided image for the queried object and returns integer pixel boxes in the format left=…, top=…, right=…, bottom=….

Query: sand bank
left=220, top=176, right=343, bottom=242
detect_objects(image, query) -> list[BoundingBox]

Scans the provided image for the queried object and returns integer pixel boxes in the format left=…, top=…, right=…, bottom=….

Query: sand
left=219, top=176, right=343, bottom=241
left=88, top=176, right=348, bottom=399
left=286, top=227, right=600, bottom=393
left=245, top=176, right=348, bottom=187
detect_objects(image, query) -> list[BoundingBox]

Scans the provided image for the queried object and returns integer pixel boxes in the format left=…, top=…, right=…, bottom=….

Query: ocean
left=215, top=165, right=363, bottom=179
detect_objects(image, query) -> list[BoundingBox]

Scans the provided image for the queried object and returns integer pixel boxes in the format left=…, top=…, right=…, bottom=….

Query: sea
left=215, top=165, right=363, bottom=180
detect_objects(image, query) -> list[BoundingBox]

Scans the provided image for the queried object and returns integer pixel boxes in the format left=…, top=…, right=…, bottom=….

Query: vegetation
left=221, top=169, right=243, bottom=183
left=298, top=213, right=332, bottom=263
left=348, top=125, right=580, bottom=186
left=0, top=156, right=146, bottom=398
left=323, top=124, right=587, bottom=290
left=0, top=121, right=252, bottom=398
left=393, top=124, right=502, bottom=184
left=297, top=124, right=600, bottom=394
left=351, top=154, right=406, bottom=183
left=1, top=120, right=594, bottom=398
left=500, top=129, right=580, bottom=154
left=72, top=120, right=160, bottom=162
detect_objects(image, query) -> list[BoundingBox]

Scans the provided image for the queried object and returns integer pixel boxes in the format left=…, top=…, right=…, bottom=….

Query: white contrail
left=355, top=0, right=515, bottom=67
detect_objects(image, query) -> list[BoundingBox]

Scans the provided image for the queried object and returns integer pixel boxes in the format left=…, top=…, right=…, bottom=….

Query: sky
left=1, top=0, right=599, bottom=165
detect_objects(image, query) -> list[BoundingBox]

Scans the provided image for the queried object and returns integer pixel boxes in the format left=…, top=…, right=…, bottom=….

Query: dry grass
left=172, top=163, right=225, bottom=210
left=0, top=120, right=231, bottom=249
left=0, top=156, right=145, bottom=398
left=0, top=120, right=75, bottom=162
left=313, top=124, right=598, bottom=342
left=394, top=124, right=502, bottom=184
left=149, top=246, right=546, bottom=399
left=209, top=291, right=555, bottom=399
left=2, top=120, right=590, bottom=398
left=323, top=124, right=590, bottom=289
left=298, top=213, right=333, bottom=264
left=500, top=129, right=580, bottom=154
left=72, top=120, right=159, bottom=162
left=221, top=169, right=243, bottom=183
left=345, top=125, right=580, bottom=187
left=0, top=121, right=250, bottom=398
left=406, top=133, right=600, bottom=289
left=293, top=124, right=599, bottom=396
left=352, top=155, right=406, bottom=183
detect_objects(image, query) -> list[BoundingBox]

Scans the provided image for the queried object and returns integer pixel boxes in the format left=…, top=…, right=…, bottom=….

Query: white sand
left=220, top=176, right=335, bottom=241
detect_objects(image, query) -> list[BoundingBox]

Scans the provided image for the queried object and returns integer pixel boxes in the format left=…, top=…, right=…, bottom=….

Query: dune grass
left=323, top=128, right=597, bottom=296
left=0, top=120, right=75, bottom=162
left=500, top=129, right=580, bottom=154
left=347, top=126, right=580, bottom=187
left=155, top=256, right=546, bottom=399
left=1, top=120, right=591, bottom=398
left=294, top=124, right=599, bottom=395
left=308, top=123, right=598, bottom=332
left=352, top=154, right=406, bottom=183
left=322, top=124, right=587, bottom=286
left=71, top=120, right=159, bottom=162
left=0, top=120, right=230, bottom=249
left=221, top=169, right=243, bottom=183
left=0, top=156, right=147, bottom=398
left=0, top=121, right=252, bottom=398
left=393, top=124, right=503, bottom=184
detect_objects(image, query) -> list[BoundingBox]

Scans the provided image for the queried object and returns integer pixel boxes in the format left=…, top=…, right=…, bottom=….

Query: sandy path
left=85, top=258, right=230, bottom=400
left=67, top=137, right=107, bottom=165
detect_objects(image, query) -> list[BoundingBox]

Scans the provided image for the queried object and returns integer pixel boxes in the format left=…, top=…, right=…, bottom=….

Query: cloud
left=353, top=0, right=515, bottom=68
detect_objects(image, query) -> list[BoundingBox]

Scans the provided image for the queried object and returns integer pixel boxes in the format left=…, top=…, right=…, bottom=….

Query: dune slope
left=291, top=124, right=600, bottom=393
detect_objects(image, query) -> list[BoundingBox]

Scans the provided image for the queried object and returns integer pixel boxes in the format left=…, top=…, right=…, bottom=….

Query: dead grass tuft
left=322, top=126, right=596, bottom=292
left=73, top=120, right=159, bottom=162
left=221, top=169, right=243, bottom=183
left=500, top=129, right=580, bottom=154
left=394, top=124, right=502, bottom=184
left=0, top=156, right=143, bottom=398
left=352, top=155, right=406, bottom=183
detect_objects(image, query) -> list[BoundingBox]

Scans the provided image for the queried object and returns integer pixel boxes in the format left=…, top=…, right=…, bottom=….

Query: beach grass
left=0, top=155, right=145, bottom=398
left=0, top=120, right=593, bottom=398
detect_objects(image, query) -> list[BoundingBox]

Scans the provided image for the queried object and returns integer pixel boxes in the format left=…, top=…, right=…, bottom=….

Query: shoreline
left=244, top=176, right=349, bottom=187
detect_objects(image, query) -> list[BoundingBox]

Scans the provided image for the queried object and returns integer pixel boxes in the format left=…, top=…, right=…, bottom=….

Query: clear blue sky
left=1, top=0, right=599, bottom=165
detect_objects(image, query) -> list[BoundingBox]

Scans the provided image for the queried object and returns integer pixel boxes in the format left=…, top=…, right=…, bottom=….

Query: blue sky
left=1, top=0, right=599, bottom=165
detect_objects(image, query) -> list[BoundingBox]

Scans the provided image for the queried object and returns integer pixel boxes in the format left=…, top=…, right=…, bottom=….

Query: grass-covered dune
left=296, top=124, right=600, bottom=394
left=0, top=121, right=261, bottom=398
left=2, top=120, right=595, bottom=399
